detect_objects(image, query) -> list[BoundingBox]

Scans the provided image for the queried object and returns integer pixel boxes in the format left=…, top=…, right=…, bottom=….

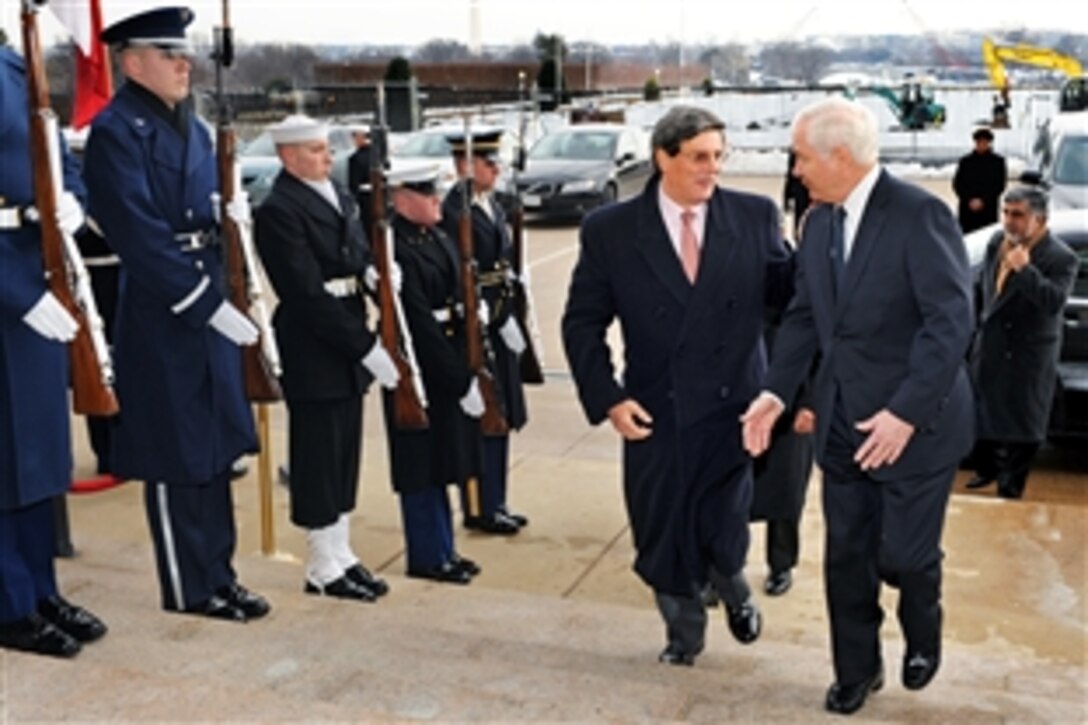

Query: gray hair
left=791, top=97, right=879, bottom=166
left=1003, top=185, right=1049, bottom=218
left=651, top=106, right=725, bottom=158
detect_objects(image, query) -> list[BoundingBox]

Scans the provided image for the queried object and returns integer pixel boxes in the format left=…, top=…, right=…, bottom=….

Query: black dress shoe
left=498, top=506, right=529, bottom=527
left=218, top=583, right=271, bottom=619
left=826, top=666, right=884, bottom=715
left=464, top=511, right=520, bottom=535
left=700, top=583, right=720, bottom=608
left=764, top=569, right=793, bottom=597
left=407, top=561, right=472, bottom=585
left=345, top=564, right=389, bottom=597
left=0, top=613, right=81, bottom=657
left=902, top=651, right=940, bottom=690
left=964, top=475, right=994, bottom=489
left=725, top=600, right=761, bottom=644
left=450, top=554, right=481, bottom=577
left=230, top=459, right=249, bottom=480
left=304, top=576, right=377, bottom=601
left=37, top=595, right=108, bottom=643
left=182, top=595, right=247, bottom=622
left=658, top=640, right=704, bottom=666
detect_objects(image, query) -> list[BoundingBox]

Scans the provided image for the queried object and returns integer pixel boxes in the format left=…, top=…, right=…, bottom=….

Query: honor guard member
left=1, top=45, right=108, bottom=658
left=346, top=123, right=373, bottom=234
left=255, top=115, right=397, bottom=600
left=82, top=6, right=269, bottom=622
left=440, top=129, right=529, bottom=536
left=386, top=165, right=484, bottom=584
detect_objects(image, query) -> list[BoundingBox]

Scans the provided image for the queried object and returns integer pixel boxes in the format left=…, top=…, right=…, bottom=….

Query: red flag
left=51, top=0, right=113, bottom=129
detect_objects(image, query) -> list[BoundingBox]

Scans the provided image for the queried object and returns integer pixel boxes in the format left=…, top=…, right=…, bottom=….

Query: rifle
left=213, top=0, right=281, bottom=402
left=457, top=118, right=508, bottom=437
left=509, top=71, right=545, bottom=385
left=21, top=0, right=118, bottom=416
left=371, top=83, right=428, bottom=430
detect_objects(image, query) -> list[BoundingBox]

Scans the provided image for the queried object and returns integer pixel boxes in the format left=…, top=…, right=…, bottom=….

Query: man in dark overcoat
left=441, top=129, right=529, bottom=536
left=0, top=44, right=107, bottom=658
left=346, top=124, right=373, bottom=233
left=83, top=6, right=268, bottom=621
left=952, top=127, right=1007, bottom=233
left=966, top=185, right=1076, bottom=499
left=255, top=115, right=397, bottom=600
left=743, top=98, right=975, bottom=715
left=563, top=106, right=793, bottom=666
left=385, top=166, right=483, bottom=584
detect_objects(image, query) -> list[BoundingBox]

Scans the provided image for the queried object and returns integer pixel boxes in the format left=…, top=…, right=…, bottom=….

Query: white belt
left=324, top=277, right=360, bottom=298
left=0, top=208, right=25, bottom=230
left=84, top=254, right=121, bottom=268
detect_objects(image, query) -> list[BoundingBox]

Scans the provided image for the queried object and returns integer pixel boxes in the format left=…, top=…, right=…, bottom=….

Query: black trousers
left=973, top=439, right=1040, bottom=499
left=765, top=519, right=800, bottom=574
left=821, top=399, right=954, bottom=685
left=287, top=396, right=363, bottom=528
left=143, top=471, right=236, bottom=611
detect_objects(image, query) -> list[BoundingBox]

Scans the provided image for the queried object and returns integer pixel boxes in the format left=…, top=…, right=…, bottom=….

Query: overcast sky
left=10, top=0, right=1081, bottom=49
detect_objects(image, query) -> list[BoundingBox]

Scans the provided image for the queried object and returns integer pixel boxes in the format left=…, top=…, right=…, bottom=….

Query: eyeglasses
left=676, top=148, right=727, bottom=166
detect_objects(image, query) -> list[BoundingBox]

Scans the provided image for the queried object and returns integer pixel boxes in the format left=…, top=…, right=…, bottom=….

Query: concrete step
left=3, top=534, right=1083, bottom=722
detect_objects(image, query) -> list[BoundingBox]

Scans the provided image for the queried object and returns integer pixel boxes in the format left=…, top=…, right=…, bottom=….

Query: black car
left=509, top=124, right=652, bottom=219
left=964, top=209, right=1088, bottom=441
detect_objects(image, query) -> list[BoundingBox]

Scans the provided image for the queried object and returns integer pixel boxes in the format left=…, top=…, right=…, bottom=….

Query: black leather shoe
left=0, top=613, right=81, bottom=657
left=498, top=506, right=529, bottom=527
left=407, top=561, right=472, bottom=585
left=658, top=640, right=704, bottom=666
left=764, top=569, right=793, bottom=597
left=464, top=512, right=520, bottom=535
left=218, top=583, right=271, bottom=619
left=902, top=651, right=940, bottom=690
left=450, top=554, right=481, bottom=577
left=345, top=564, right=389, bottom=597
left=230, top=459, right=249, bottom=480
left=826, top=666, right=884, bottom=715
left=304, top=576, right=377, bottom=601
left=37, top=595, right=107, bottom=643
left=181, top=595, right=247, bottom=622
left=964, top=475, right=994, bottom=490
left=725, top=600, right=761, bottom=644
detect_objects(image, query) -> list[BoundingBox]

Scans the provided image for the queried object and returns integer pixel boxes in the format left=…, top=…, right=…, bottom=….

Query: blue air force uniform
left=1, top=46, right=107, bottom=656
left=82, top=7, right=263, bottom=619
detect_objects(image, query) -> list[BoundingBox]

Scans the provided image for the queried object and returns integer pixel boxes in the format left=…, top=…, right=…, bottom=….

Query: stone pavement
left=2, top=175, right=1085, bottom=721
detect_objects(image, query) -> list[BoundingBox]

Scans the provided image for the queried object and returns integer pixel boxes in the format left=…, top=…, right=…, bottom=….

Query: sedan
left=509, top=124, right=652, bottom=219
left=240, top=124, right=356, bottom=206
left=964, top=209, right=1088, bottom=441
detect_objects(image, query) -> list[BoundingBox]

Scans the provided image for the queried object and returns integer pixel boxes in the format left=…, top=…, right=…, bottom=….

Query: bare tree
left=699, top=43, right=750, bottom=85
left=414, top=38, right=471, bottom=63
left=758, top=42, right=833, bottom=84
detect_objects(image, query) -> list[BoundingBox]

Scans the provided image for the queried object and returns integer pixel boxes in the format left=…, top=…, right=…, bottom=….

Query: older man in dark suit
left=743, top=97, right=975, bottom=715
left=563, top=106, right=793, bottom=666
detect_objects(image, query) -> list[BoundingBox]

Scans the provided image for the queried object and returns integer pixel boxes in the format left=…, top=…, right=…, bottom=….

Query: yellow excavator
left=982, top=38, right=1085, bottom=126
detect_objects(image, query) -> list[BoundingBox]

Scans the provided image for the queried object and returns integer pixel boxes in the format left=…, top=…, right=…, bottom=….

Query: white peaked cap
left=268, top=115, right=328, bottom=145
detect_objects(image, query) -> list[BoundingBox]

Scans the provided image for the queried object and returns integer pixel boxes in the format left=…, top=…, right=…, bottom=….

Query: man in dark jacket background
left=966, top=185, right=1076, bottom=499
left=953, top=127, right=1007, bottom=234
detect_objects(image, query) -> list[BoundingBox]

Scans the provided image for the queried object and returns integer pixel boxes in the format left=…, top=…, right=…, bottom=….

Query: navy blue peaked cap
left=100, top=6, right=194, bottom=48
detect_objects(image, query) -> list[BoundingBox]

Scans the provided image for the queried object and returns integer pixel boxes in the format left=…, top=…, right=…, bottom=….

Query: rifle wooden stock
left=508, top=202, right=544, bottom=384
left=22, top=6, right=118, bottom=417
left=217, top=128, right=281, bottom=402
left=458, top=205, right=508, bottom=436
left=371, top=169, right=428, bottom=430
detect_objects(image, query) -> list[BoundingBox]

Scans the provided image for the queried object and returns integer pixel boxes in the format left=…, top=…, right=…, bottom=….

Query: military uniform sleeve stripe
left=171, top=275, right=210, bottom=314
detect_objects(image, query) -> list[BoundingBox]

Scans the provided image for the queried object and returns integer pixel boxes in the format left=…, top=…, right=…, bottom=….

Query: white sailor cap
left=267, top=115, right=328, bottom=145
left=388, top=164, right=441, bottom=195
left=345, top=122, right=370, bottom=135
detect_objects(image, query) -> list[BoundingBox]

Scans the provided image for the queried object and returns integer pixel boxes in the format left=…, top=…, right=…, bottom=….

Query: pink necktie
left=680, top=210, right=699, bottom=283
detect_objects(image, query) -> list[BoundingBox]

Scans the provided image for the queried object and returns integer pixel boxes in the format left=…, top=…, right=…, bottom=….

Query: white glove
left=499, top=317, right=526, bottom=355
left=477, top=299, right=491, bottom=326
left=460, top=377, right=484, bottom=418
left=209, top=301, right=259, bottom=346
left=364, top=262, right=402, bottom=294
left=23, top=292, right=79, bottom=342
left=361, top=341, right=400, bottom=389
left=56, top=191, right=86, bottom=236
left=210, top=191, right=252, bottom=226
